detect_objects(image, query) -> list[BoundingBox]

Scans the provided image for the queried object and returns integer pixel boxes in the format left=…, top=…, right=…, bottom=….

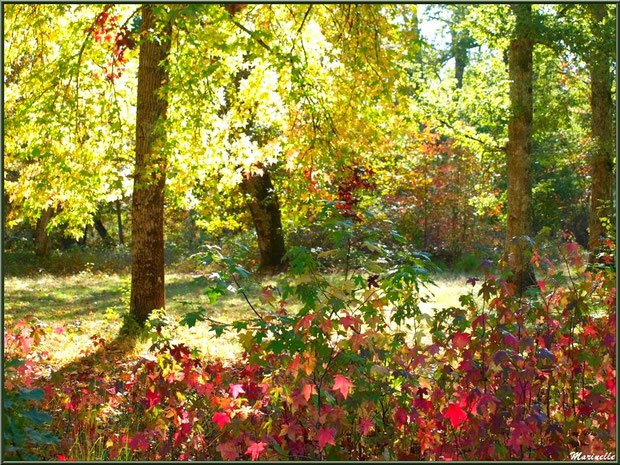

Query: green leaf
left=22, top=409, right=51, bottom=425
left=16, top=388, right=44, bottom=402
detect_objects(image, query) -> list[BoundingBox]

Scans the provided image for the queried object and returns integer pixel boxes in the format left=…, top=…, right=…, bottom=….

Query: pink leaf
left=245, top=441, right=267, bottom=461
left=229, top=383, right=245, bottom=399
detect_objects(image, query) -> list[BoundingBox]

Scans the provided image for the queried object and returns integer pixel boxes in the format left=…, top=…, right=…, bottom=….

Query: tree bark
left=93, top=216, right=113, bottom=246
left=130, top=5, right=171, bottom=325
left=34, top=207, right=53, bottom=256
left=241, top=169, right=287, bottom=270
left=116, top=199, right=125, bottom=245
left=505, top=4, right=536, bottom=293
left=587, top=4, right=614, bottom=254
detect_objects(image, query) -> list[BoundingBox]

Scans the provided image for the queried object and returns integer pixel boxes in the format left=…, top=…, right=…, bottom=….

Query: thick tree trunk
left=587, top=4, right=614, bottom=254
left=93, top=216, right=113, bottom=246
left=130, top=5, right=171, bottom=325
left=241, top=169, right=287, bottom=270
left=505, top=4, right=536, bottom=293
left=34, top=207, right=53, bottom=256
left=116, top=200, right=125, bottom=245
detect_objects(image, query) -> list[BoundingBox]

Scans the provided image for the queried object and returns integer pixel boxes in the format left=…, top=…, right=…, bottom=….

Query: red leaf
left=196, top=381, right=214, bottom=396
left=245, top=441, right=267, bottom=460
left=331, top=374, right=354, bottom=399
left=129, top=433, right=149, bottom=452
left=295, top=314, right=314, bottom=332
left=213, top=412, right=231, bottom=429
left=537, top=280, right=546, bottom=293
left=145, top=388, right=161, bottom=409
left=316, top=428, right=336, bottom=450
left=444, top=402, right=468, bottom=429
left=229, top=383, right=245, bottom=399
left=452, top=332, right=470, bottom=350
left=507, top=420, right=533, bottom=453
left=339, top=314, right=357, bottom=331
left=359, top=418, right=374, bottom=436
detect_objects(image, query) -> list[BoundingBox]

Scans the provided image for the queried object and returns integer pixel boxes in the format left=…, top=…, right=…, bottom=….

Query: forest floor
left=4, top=269, right=471, bottom=372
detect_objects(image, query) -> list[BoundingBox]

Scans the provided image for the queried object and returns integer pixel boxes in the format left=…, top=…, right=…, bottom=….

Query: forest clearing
left=2, top=2, right=616, bottom=461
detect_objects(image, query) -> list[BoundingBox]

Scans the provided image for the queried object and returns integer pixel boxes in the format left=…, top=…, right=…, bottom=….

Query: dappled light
left=3, top=2, right=616, bottom=462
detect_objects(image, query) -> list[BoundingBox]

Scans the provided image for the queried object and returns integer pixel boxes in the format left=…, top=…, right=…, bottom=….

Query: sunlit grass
left=4, top=269, right=472, bottom=370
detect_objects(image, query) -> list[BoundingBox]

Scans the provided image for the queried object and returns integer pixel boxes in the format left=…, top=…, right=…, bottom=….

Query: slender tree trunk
left=130, top=5, right=171, bottom=325
left=450, top=5, right=474, bottom=90
left=505, top=4, right=536, bottom=293
left=93, top=216, right=113, bottom=246
left=78, top=224, right=90, bottom=247
left=241, top=169, right=287, bottom=270
left=34, top=207, right=53, bottom=256
left=116, top=199, right=124, bottom=245
left=587, top=4, right=614, bottom=254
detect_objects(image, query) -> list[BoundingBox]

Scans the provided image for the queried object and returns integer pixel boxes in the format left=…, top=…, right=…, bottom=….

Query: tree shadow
left=50, top=331, right=138, bottom=382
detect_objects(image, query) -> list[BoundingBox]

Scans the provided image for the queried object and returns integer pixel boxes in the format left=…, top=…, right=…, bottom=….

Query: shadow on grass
left=50, top=332, right=138, bottom=382
left=5, top=288, right=123, bottom=322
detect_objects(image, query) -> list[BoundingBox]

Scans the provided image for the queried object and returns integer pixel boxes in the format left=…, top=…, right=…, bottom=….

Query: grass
left=4, top=266, right=472, bottom=370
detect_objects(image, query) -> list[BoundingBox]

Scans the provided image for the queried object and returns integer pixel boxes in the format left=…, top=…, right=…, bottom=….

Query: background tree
left=505, top=3, right=535, bottom=292
left=587, top=3, right=615, bottom=254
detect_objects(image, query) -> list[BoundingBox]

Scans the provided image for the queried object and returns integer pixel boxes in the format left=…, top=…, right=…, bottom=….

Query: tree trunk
left=116, top=199, right=125, bottom=245
left=505, top=4, right=536, bottom=293
left=241, top=169, right=287, bottom=271
left=34, top=207, right=53, bottom=256
left=130, top=5, right=171, bottom=325
left=219, top=7, right=287, bottom=269
left=93, top=216, right=113, bottom=246
left=78, top=224, right=89, bottom=247
left=587, top=4, right=614, bottom=254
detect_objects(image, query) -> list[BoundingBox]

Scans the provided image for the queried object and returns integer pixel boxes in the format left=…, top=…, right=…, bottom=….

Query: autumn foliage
left=3, top=221, right=615, bottom=460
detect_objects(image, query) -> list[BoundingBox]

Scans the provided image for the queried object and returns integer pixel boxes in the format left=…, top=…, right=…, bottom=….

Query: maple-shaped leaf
left=452, top=332, right=470, bottom=350
left=359, top=418, right=374, bottom=436
left=213, top=412, right=231, bottom=429
left=145, top=388, right=161, bottom=409
left=301, top=383, right=316, bottom=401
left=216, top=440, right=239, bottom=461
left=331, top=374, right=354, bottom=399
left=129, top=433, right=149, bottom=452
left=196, top=381, right=214, bottom=396
left=245, top=441, right=267, bottom=461
left=507, top=420, right=533, bottom=453
left=229, top=383, right=245, bottom=399
left=287, top=354, right=302, bottom=378
left=316, top=427, right=336, bottom=450
left=339, top=313, right=357, bottom=331
left=444, top=402, right=467, bottom=428
left=295, top=314, right=314, bottom=332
